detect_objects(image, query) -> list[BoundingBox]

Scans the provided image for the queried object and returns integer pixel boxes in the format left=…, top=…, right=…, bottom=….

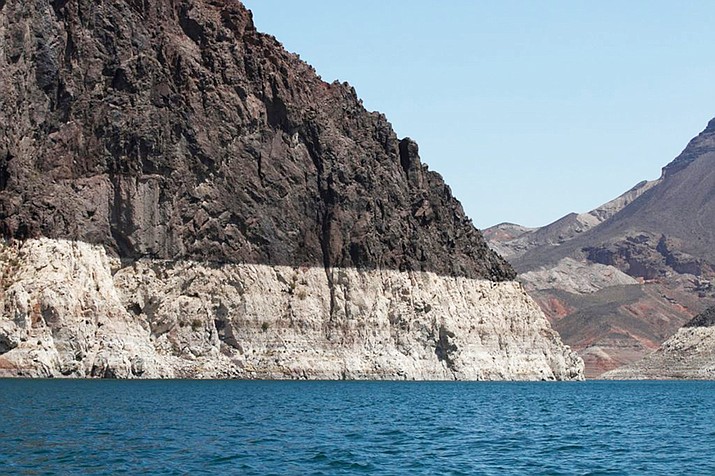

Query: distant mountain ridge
left=486, top=179, right=658, bottom=263
left=486, top=118, right=715, bottom=377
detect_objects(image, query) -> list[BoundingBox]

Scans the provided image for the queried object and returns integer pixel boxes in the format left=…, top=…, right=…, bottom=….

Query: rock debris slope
left=603, top=306, right=715, bottom=380
left=0, top=0, right=582, bottom=379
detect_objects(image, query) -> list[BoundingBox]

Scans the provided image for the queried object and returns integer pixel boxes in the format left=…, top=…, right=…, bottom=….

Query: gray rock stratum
left=0, top=0, right=582, bottom=379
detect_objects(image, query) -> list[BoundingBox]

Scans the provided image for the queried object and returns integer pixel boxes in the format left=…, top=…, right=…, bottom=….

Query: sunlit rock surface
left=0, top=239, right=583, bottom=380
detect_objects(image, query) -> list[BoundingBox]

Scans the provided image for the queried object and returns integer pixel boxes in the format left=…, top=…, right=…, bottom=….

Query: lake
left=1, top=380, right=713, bottom=474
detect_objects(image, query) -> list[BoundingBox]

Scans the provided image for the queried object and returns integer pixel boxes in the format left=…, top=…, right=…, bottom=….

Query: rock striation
left=0, top=238, right=582, bottom=379
left=0, top=0, right=582, bottom=379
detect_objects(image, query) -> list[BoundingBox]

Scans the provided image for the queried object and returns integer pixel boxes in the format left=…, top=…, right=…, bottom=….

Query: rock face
left=0, top=0, right=512, bottom=281
left=0, top=1, right=582, bottom=379
left=0, top=238, right=582, bottom=380
left=486, top=180, right=658, bottom=261
left=486, top=119, right=715, bottom=378
left=684, top=306, right=715, bottom=328
left=603, top=306, right=715, bottom=380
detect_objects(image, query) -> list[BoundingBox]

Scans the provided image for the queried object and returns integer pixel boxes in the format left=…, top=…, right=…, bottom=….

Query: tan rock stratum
left=602, top=326, right=715, bottom=380
left=0, top=239, right=583, bottom=380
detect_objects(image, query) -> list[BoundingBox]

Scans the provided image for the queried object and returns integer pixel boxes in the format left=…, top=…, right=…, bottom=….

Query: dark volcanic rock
left=0, top=0, right=513, bottom=281
left=685, top=306, right=715, bottom=328
left=662, top=117, right=715, bottom=178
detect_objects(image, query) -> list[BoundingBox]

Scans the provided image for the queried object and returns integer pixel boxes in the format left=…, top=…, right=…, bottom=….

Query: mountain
left=0, top=0, right=582, bottom=379
left=488, top=179, right=659, bottom=263
left=486, top=119, right=715, bottom=378
left=482, top=223, right=535, bottom=258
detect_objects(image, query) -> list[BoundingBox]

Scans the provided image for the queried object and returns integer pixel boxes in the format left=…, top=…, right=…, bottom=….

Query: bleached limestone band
left=0, top=239, right=583, bottom=380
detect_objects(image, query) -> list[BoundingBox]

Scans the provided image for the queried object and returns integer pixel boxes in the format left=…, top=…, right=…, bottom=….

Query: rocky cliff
left=0, top=238, right=582, bottom=379
left=0, top=0, right=513, bottom=280
left=486, top=119, right=715, bottom=378
left=0, top=0, right=582, bottom=379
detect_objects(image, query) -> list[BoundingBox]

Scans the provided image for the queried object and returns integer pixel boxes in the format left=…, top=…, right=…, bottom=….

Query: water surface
left=1, top=380, right=713, bottom=474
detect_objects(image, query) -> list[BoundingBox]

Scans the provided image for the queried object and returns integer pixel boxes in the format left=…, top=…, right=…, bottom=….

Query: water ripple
left=1, top=380, right=715, bottom=474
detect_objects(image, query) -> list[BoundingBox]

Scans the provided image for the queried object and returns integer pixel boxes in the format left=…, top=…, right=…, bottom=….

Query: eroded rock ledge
left=0, top=239, right=583, bottom=380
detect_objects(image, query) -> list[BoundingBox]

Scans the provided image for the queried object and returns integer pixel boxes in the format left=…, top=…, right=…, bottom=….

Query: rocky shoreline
left=603, top=307, right=715, bottom=380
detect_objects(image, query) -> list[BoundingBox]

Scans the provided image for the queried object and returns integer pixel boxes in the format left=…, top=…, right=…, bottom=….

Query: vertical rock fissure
left=302, top=130, right=337, bottom=322
left=398, top=138, right=412, bottom=178
left=109, top=174, right=135, bottom=258
left=256, top=151, right=265, bottom=186
left=434, top=324, right=458, bottom=371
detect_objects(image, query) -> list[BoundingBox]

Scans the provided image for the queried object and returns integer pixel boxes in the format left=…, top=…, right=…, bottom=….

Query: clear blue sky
left=243, top=1, right=715, bottom=229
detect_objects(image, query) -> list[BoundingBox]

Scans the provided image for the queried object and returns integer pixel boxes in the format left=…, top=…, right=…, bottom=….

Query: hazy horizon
left=243, top=1, right=715, bottom=229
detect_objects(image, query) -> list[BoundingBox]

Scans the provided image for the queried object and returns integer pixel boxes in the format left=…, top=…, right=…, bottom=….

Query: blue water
left=1, top=380, right=714, bottom=475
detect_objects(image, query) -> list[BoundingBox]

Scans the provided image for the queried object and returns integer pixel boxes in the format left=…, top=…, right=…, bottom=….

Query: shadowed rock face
left=685, top=306, right=715, bottom=328
left=0, top=0, right=513, bottom=281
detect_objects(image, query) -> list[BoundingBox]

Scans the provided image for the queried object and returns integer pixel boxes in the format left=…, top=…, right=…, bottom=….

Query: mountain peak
left=662, top=117, right=715, bottom=178
left=705, top=117, right=715, bottom=133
